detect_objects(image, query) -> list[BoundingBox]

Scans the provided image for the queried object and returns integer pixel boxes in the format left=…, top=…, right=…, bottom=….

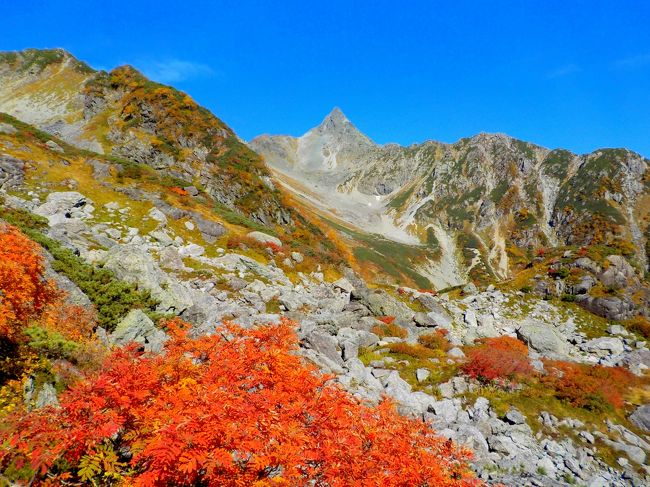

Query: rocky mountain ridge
left=251, top=109, right=650, bottom=289
left=0, top=48, right=296, bottom=227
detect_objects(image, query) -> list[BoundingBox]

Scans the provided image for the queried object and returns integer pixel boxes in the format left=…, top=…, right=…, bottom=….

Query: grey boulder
left=110, top=309, right=168, bottom=353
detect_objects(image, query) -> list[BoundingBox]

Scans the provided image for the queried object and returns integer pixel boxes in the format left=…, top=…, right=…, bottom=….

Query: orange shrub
left=418, top=289, right=437, bottom=295
left=372, top=319, right=408, bottom=339
left=542, top=361, right=639, bottom=411
left=41, top=303, right=96, bottom=343
left=624, top=315, right=650, bottom=339
left=265, top=241, right=282, bottom=253
left=388, top=342, right=437, bottom=359
left=462, top=336, right=534, bottom=383
left=0, top=224, right=57, bottom=340
left=418, top=330, right=451, bottom=352
left=0, top=319, right=481, bottom=486
left=169, top=186, right=188, bottom=196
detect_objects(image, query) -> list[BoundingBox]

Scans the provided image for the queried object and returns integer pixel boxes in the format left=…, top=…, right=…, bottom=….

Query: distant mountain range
left=252, top=108, right=650, bottom=287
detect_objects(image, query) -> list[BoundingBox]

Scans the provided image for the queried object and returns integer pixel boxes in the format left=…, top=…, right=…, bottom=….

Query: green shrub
left=2, top=206, right=159, bottom=331
left=24, top=326, right=79, bottom=359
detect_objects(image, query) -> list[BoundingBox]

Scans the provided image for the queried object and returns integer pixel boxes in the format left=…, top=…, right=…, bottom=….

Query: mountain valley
left=0, top=48, right=649, bottom=486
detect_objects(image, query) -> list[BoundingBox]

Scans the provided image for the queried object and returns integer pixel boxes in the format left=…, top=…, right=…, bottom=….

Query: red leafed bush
left=418, top=289, right=437, bottom=295
left=387, top=342, right=437, bottom=359
left=372, top=318, right=408, bottom=339
left=542, top=360, right=639, bottom=411
left=0, top=224, right=57, bottom=341
left=265, top=241, right=282, bottom=253
left=462, top=336, right=534, bottom=383
left=169, top=186, right=188, bottom=196
left=418, top=329, right=451, bottom=352
left=0, top=319, right=482, bottom=486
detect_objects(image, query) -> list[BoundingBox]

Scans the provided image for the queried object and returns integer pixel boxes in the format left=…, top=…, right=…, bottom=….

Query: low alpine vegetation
left=1, top=318, right=481, bottom=486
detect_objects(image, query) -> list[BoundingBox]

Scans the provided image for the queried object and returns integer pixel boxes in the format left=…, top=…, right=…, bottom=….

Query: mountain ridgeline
left=251, top=109, right=650, bottom=287
left=0, top=48, right=294, bottom=227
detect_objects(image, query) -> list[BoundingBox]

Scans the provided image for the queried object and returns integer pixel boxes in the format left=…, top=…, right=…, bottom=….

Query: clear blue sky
left=4, top=1, right=650, bottom=156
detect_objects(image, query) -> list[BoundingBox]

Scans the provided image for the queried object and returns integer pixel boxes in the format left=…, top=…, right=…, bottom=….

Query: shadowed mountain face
left=0, top=48, right=292, bottom=227
left=251, top=108, right=650, bottom=287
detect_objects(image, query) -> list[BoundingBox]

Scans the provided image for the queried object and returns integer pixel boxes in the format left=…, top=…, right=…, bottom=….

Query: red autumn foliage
left=387, top=342, right=437, bottom=359
left=542, top=360, right=638, bottom=411
left=0, top=319, right=482, bottom=486
left=0, top=224, right=57, bottom=341
left=462, top=336, right=534, bottom=383
left=169, top=186, right=188, bottom=196
left=418, top=329, right=452, bottom=352
left=371, top=319, right=408, bottom=339
left=418, top=289, right=437, bottom=295
left=265, top=241, right=282, bottom=253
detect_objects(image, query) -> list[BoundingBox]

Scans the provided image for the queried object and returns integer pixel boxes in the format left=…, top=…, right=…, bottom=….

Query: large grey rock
left=429, top=398, right=461, bottom=423
left=279, top=290, right=317, bottom=311
left=583, top=337, right=625, bottom=357
left=192, top=213, right=226, bottom=243
left=88, top=159, right=112, bottom=180
left=464, top=309, right=478, bottom=327
left=366, top=290, right=414, bottom=322
left=516, top=319, right=569, bottom=358
left=504, top=408, right=526, bottom=425
left=45, top=140, right=64, bottom=152
left=337, top=327, right=362, bottom=361
left=247, top=231, right=282, bottom=247
left=602, top=439, right=646, bottom=464
left=332, top=277, right=354, bottom=294
left=447, top=347, right=466, bottom=360
left=576, top=295, right=636, bottom=321
left=339, top=358, right=384, bottom=402
left=35, top=191, right=93, bottom=224
left=303, top=330, right=343, bottom=365
left=573, top=257, right=601, bottom=274
left=35, top=383, right=59, bottom=409
left=0, top=155, right=25, bottom=190
left=384, top=371, right=433, bottom=416
left=629, top=404, right=650, bottom=432
left=110, top=309, right=168, bottom=353
left=599, top=255, right=635, bottom=290
left=413, top=312, right=437, bottom=327
left=570, top=274, right=597, bottom=295
left=183, top=185, right=199, bottom=196
left=415, top=368, right=430, bottom=383
left=148, top=207, right=167, bottom=225
left=103, top=244, right=194, bottom=314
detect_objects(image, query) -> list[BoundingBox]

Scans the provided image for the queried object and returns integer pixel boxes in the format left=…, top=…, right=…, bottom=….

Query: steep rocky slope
left=0, top=48, right=296, bottom=227
left=2, top=113, right=649, bottom=486
left=251, top=110, right=650, bottom=288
